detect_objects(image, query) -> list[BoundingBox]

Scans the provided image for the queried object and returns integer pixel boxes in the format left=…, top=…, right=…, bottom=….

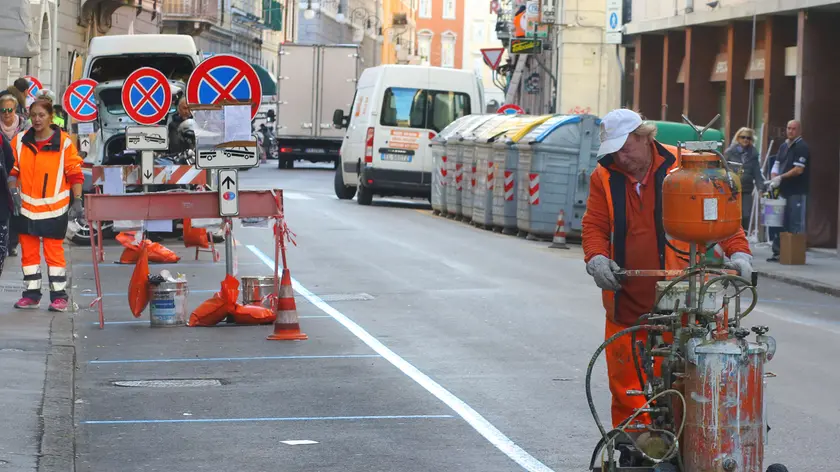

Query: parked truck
left=275, top=43, right=361, bottom=169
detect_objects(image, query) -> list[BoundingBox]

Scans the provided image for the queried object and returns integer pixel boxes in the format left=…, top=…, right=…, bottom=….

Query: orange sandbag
left=232, top=303, right=277, bottom=325
left=188, top=294, right=229, bottom=327
left=183, top=219, right=210, bottom=249
left=117, top=231, right=138, bottom=249
left=220, top=274, right=240, bottom=307
left=146, top=242, right=181, bottom=263
left=128, top=245, right=150, bottom=317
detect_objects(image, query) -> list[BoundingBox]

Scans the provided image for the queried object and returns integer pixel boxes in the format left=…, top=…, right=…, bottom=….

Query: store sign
left=510, top=39, right=542, bottom=55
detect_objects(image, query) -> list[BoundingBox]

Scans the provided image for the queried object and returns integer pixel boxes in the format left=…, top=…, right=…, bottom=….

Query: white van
left=332, top=65, right=483, bottom=205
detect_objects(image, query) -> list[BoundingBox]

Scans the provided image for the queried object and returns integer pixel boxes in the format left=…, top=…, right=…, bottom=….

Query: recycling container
left=515, top=114, right=601, bottom=240
left=431, top=115, right=485, bottom=215
left=490, top=114, right=554, bottom=233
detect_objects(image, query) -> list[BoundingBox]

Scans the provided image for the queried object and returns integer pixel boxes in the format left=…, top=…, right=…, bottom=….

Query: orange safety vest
left=11, top=125, right=83, bottom=239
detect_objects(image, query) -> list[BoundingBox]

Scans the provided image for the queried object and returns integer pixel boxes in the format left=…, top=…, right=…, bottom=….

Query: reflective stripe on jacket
left=11, top=125, right=83, bottom=239
left=582, top=141, right=750, bottom=325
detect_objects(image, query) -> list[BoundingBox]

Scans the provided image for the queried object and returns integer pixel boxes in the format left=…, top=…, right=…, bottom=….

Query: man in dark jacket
left=167, top=98, right=193, bottom=154
left=767, top=120, right=809, bottom=262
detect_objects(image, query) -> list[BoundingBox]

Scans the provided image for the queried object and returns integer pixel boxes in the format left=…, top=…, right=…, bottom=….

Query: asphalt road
left=71, top=162, right=840, bottom=471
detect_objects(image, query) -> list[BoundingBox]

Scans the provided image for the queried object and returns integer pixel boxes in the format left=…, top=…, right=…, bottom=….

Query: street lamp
left=303, top=0, right=316, bottom=20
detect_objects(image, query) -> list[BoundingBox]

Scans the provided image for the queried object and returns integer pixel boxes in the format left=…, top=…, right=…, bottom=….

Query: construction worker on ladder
left=580, top=109, right=755, bottom=430
left=10, top=98, right=84, bottom=312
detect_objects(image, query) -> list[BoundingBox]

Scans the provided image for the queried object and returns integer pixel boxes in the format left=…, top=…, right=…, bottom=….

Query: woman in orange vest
left=581, top=109, right=754, bottom=430
left=10, top=99, right=84, bottom=312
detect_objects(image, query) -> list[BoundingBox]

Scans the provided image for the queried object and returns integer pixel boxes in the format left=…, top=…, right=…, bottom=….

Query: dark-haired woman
left=10, top=99, right=84, bottom=312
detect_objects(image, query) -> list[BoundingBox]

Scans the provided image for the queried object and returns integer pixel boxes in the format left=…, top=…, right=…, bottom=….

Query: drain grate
left=317, top=293, right=375, bottom=302
left=112, top=379, right=222, bottom=388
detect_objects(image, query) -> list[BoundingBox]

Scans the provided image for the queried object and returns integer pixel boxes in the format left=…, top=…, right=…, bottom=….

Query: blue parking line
left=82, top=414, right=454, bottom=425
left=89, top=354, right=380, bottom=364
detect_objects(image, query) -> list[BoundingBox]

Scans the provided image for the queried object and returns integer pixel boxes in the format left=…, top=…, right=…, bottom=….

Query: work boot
left=48, top=299, right=69, bottom=312
left=767, top=255, right=780, bottom=263
left=14, top=297, right=40, bottom=309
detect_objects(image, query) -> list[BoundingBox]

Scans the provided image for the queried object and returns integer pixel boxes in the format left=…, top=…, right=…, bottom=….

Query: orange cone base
left=267, top=323, right=308, bottom=341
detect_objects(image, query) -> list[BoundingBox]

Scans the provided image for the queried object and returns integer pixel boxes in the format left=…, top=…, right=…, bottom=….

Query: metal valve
left=734, top=328, right=751, bottom=340
left=751, top=325, right=770, bottom=336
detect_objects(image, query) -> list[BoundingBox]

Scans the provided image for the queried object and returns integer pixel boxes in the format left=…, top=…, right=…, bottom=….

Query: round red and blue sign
left=497, top=104, right=525, bottom=115
left=23, top=76, right=42, bottom=101
left=63, top=79, right=99, bottom=122
left=186, top=54, right=262, bottom=120
left=223, top=191, right=236, bottom=201
left=121, top=67, right=172, bottom=126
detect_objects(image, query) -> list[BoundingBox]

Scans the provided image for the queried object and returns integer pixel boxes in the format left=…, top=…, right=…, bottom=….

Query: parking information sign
left=186, top=54, right=262, bottom=120
left=605, top=0, right=623, bottom=44
left=122, top=67, right=172, bottom=126
left=125, top=125, right=169, bottom=151
left=218, top=169, right=239, bottom=216
left=196, top=146, right=259, bottom=169
left=63, top=79, right=98, bottom=122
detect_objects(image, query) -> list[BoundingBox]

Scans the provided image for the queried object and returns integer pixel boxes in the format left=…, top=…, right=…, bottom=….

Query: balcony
left=162, top=0, right=220, bottom=25
left=81, top=0, right=162, bottom=27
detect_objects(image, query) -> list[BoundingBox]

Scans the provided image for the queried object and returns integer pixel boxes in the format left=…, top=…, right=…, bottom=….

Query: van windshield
left=380, top=87, right=471, bottom=133
left=89, top=55, right=195, bottom=83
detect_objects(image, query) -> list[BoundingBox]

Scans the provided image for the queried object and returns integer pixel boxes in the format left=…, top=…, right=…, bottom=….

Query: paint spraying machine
left=585, top=116, right=788, bottom=472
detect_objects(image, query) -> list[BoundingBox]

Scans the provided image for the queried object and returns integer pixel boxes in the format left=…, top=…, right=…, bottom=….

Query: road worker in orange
left=581, top=109, right=754, bottom=429
left=10, top=99, right=84, bottom=312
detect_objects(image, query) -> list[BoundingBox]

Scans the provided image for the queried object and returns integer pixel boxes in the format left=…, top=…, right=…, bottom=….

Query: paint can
left=240, top=276, right=274, bottom=306
left=148, top=281, right=188, bottom=327
left=760, top=197, right=785, bottom=227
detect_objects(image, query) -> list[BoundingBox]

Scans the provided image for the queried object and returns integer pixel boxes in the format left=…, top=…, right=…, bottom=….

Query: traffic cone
left=549, top=209, right=569, bottom=249
left=267, top=268, right=308, bottom=341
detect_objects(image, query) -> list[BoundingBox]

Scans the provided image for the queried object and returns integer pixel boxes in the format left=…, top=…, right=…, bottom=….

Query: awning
left=0, top=0, right=38, bottom=57
left=250, top=62, right=276, bottom=97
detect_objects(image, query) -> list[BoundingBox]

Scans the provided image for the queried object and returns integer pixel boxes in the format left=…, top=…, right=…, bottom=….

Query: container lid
left=460, top=114, right=512, bottom=141
left=648, top=120, right=725, bottom=148
left=500, top=114, right=555, bottom=144
left=435, top=114, right=486, bottom=143
left=473, top=115, right=529, bottom=143
left=525, top=114, right=593, bottom=144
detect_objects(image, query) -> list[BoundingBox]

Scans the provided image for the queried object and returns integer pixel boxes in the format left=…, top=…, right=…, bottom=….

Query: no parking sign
left=186, top=54, right=262, bottom=120
left=63, top=79, right=98, bottom=122
left=23, top=75, right=42, bottom=102
left=121, top=67, right=172, bottom=126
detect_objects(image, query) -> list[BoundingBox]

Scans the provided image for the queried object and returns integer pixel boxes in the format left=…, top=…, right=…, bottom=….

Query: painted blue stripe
left=82, top=414, right=454, bottom=425
left=79, top=289, right=216, bottom=298
left=89, top=354, right=380, bottom=364
left=90, top=315, right=333, bottom=325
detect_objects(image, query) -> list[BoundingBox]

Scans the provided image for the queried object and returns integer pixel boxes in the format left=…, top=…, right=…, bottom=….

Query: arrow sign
left=141, top=151, right=154, bottom=185
left=63, top=78, right=98, bottom=122
left=122, top=67, right=172, bottom=126
left=79, top=137, right=90, bottom=153
left=186, top=54, right=262, bottom=120
left=218, top=169, right=239, bottom=216
left=481, top=48, right=505, bottom=70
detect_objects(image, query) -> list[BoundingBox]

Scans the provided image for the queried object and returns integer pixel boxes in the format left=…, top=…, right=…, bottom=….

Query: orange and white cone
left=549, top=209, right=569, bottom=249
left=267, top=268, right=308, bottom=341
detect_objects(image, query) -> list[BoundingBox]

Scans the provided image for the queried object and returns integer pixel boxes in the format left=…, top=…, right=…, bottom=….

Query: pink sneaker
left=48, top=299, right=69, bottom=312
left=14, top=297, right=41, bottom=309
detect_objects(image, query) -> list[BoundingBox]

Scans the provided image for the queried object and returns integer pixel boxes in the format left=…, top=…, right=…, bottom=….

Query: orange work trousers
left=20, top=234, right=68, bottom=301
left=604, top=317, right=671, bottom=429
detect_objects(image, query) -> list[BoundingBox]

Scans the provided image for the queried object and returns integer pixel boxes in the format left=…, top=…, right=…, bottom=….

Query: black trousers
left=0, top=220, right=8, bottom=278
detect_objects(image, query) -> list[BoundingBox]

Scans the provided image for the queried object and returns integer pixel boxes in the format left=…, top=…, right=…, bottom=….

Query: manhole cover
left=318, top=293, right=375, bottom=302
left=112, top=379, right=222, bottom=388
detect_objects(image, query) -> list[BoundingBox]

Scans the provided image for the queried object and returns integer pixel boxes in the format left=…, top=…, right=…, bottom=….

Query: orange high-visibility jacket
left=581, top=141, right=751, bottom=325
left=11, top=126, right=83, bottom=240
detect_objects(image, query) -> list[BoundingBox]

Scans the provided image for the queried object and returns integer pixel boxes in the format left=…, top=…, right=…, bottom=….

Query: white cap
left=597, top=108, right=643, bottom=157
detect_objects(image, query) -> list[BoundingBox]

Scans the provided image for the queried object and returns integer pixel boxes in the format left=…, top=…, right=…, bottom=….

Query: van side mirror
left=333, top=109, right=347, bottom=129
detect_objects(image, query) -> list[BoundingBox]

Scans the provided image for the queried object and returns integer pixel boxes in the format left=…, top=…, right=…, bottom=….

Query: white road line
left=283, top=192, right=313, bottom=200
left=247, top=245, right=553, bottom=472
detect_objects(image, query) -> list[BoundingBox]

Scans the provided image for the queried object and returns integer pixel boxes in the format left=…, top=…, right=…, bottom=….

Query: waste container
left=471, top=115, right=535, bottom=228
left=515, top=114, right=601, bottom=240
left=490, top=114, right=554, bottom=233
left=148, top=280, right=189, bottom=327
left=431, top=115, right=486, bottom=216
left=447, top=115, right=509, bottom=221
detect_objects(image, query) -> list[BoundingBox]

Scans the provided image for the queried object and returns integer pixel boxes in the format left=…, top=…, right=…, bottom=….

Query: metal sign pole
left=225, top=219, right=234, bottom=276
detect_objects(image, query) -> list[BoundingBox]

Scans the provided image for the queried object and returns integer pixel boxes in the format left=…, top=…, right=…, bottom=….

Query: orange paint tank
left=662, top=151, right=742, bottom=244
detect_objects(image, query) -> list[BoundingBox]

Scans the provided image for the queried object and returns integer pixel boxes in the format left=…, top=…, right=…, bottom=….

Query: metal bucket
left=760, top=198, right=785, bottom=227
left=241, top=276, right=275, bottom=306
left=148, top=281, right=188, bottom=327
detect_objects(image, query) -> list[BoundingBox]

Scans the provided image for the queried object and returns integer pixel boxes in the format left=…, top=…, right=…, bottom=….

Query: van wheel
left=334, top=167, right=356, bottom=200
left=357, top=184, right=373, bottom=206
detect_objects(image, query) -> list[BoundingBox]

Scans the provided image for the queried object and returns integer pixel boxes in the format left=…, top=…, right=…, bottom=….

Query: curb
left=758, top=270, right=840, bottom=298
left=38, top=315, right=75, bottom=472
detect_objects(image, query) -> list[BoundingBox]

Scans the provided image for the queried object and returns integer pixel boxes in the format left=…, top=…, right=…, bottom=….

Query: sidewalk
left=0, top=260, right=75, bottom=472
left=751, top=243, right=840, bottom=297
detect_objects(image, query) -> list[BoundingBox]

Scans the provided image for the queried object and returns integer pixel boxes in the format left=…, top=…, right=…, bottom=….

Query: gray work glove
left=69, top=198, right=83, bottom=219
left=729, top=252, right=754, bottom=282
left=586, top=255, right=622, bottom=291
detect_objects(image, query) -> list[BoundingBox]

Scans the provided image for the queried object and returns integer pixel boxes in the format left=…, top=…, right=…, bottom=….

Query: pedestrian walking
left=5, top=78, right=29, bottom=119
left=9, top=99, right=84, bottom=312
left=0, top=94, right=31, bottom=257
left=0, top=126, right=17, bottom=279
left=724, top=127, right=765, bottom=230
left=767, top=120, right=809, bottom=262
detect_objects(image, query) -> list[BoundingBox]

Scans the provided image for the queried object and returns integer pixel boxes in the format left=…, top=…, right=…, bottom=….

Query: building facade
left=461, top=1, right=506, bottom=111
left=381, top=0, right=418, bottom=65
left=625, top=0, right=840, bottom=248
left=297, top=0, right=383, bottom=68
left=415, top=0, right=465, bottom=68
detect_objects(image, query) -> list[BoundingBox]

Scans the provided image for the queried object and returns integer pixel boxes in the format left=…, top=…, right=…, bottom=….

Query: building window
left=441, top=32, right=456, bottom=68
left=419, top=0, right=431, bottom=18
left=443, top=0, right=456, bottom=19
left=418, top=31, right=433, bottom=66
